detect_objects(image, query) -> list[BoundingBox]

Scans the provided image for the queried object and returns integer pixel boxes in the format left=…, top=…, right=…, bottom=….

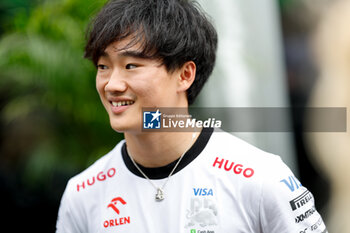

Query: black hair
left=84, top=0, right=217, bottom=105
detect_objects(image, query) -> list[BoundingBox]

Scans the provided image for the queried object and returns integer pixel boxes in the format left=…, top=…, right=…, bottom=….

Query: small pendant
left=155, top=188, right=164, bottom=201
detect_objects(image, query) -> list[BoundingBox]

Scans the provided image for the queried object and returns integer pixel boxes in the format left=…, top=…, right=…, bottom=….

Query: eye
left=97, top=64, right=108, bottom=70
left=125, top=64, right=137, bottom=69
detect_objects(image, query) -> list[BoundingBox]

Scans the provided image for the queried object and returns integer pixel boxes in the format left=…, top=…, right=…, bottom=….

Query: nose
left=104, top=70, right=128, bottom=93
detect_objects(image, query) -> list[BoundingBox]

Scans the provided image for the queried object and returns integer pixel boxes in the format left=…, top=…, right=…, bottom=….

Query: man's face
left=96, top=38, right=186, bottom=133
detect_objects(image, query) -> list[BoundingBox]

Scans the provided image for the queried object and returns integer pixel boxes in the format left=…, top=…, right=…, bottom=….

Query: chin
left=109, top=120, right=128, bottom=133
left=110, top=126, right=125, bottom=133
left=109, top=118, right=139, bottom=133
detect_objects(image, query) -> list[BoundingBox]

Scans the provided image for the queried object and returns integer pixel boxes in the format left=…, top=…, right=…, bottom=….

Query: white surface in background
left=196, top=0, right=297, bottom=173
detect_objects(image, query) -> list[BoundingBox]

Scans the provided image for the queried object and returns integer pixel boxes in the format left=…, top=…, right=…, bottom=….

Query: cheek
left=134, top=79, right=177, bottom=106
left=95, top=77, right=110, bottom=109
left=96, top=77, right=106, bottom=95
left=132, top=81, right=156, bottom=102
left=130, top=75, right=157, bottom=95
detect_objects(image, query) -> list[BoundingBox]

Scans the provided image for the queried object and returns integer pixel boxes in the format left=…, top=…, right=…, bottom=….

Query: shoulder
left=206, top=129, right=299, bottom=203
left=206, top=131, right=327, bottom=232
left=207, top=129, right=285, bottom=179
left=56, top=140, right=125, bottom=232
left=205, top=129, right=291, bottom=204
left=64, top=140, right=124, bottom=196
left=209, top=129, right=278, bottom=159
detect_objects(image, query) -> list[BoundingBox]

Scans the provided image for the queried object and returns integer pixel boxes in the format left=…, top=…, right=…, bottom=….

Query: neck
left=124, top=131, right=198, bottom=168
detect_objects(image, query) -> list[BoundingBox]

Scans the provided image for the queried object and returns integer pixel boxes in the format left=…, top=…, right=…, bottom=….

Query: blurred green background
left=0, top=0, right=328, bottom=232
left=0, top=0, right=123, bottom=230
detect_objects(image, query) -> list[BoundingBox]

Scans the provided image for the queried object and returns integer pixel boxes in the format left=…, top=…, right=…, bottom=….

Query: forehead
left=99, top=36, right=158, bottom=62
left=104, top=37, right=141, bottom=55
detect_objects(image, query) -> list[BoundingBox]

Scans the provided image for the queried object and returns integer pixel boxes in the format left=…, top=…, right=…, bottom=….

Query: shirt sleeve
left=259, top=157, right=328, bottom=233
left=56, top=180, right=86, bottom=233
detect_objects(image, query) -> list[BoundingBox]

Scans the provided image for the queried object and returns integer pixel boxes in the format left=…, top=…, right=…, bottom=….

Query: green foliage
left=0, top=0, right=122, bottom=192
left=0, top=0, right=33, bottom=34
left=279, top=0, right=298, bottom=12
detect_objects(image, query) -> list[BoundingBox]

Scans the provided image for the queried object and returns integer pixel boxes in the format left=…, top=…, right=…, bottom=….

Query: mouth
left=110, top=100, right=135, bottom=107
left=109, top=100, right=135, bottom=114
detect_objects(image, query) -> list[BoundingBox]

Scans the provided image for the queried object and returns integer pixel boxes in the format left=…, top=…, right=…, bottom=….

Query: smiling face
left=96, top=37, right=195, bottom=133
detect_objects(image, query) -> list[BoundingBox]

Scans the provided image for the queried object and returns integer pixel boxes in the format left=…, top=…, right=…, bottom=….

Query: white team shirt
left=56, top=128, right=327, bottom=233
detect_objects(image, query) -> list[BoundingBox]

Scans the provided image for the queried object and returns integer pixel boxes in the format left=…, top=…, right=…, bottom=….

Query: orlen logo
left=103, top=197, right=131, bottom=228
left=108, top=197, right=127, bottom=214
left=212, top=157, right=254, bottom=178
left=76, top=168, right=116, bottom=192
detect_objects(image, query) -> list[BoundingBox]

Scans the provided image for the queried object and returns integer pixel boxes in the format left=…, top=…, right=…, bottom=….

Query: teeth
left=111, top=101, right=134, bottom=107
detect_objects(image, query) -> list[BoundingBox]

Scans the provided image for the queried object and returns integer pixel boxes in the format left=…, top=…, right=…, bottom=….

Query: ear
left=177, top=61, right=196, bottom=93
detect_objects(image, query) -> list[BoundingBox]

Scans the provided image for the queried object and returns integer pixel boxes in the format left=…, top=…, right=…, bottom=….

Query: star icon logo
left=143, top=109, right=162, bottom=129
left=150, top=109, right=161, bottom=122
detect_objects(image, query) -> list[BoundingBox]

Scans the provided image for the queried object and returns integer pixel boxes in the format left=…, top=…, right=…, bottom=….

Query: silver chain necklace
left=128, top=133, right=196, bottom=201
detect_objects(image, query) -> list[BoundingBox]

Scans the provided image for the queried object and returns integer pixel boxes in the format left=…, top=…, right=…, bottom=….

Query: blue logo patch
left=193, top=188, right=214, bottom=196
left=280, top=176, right=302, bottom=192
left=143, top=110, right=162, bottom=129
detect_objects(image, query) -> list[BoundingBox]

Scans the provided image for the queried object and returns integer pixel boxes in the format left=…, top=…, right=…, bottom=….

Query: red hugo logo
left=76, top=168, right=116, bottom=192
left=213, top=157, right=254, bottom=178
left=103, top=197, right=131, bottom=228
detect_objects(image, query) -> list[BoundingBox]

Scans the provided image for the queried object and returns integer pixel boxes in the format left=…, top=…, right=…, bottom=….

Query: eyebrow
left=100, top=49, right=152, bottom=59
left=119, top=50, right=153, bottom=59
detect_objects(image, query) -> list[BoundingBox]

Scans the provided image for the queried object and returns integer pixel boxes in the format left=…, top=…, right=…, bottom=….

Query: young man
left=56, top=0, right=327, bottom=232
